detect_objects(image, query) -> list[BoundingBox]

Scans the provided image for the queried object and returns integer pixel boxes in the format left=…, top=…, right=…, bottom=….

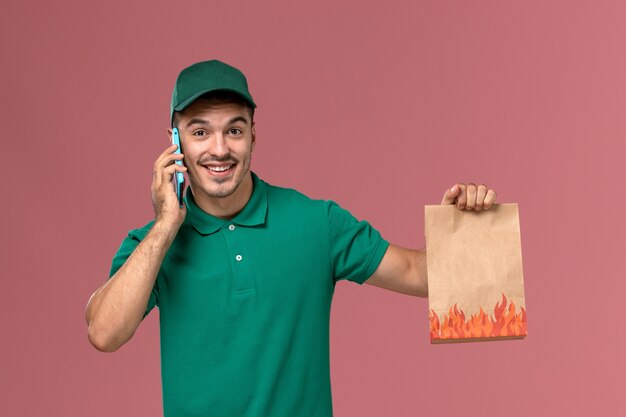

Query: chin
left=207, top=174, right=246, bottom=198
left=206, top=185, right=238, bottom=198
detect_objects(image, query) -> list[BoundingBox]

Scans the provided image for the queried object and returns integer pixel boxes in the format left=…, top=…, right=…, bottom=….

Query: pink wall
left=1, top=1, right=624, bottom=416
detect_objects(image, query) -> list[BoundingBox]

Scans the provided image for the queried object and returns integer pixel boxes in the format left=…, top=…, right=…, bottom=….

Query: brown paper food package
left=425, top=203, right=527, bottom=344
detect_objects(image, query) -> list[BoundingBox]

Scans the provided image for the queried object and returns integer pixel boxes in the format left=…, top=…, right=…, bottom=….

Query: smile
left=204, top=163, right=236, bottom=176
left=207, top=165, right=233, bottom=172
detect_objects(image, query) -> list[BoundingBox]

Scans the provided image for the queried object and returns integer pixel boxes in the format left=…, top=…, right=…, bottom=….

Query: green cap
left=170, top=60, right=257, bottom=126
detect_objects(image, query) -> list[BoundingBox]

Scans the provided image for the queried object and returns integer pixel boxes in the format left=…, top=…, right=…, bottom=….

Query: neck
left=190, top=172, right=254, bottom=220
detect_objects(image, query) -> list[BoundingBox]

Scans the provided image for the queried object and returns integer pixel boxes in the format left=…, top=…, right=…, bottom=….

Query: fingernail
left=451, top=185, right=457, bottom=193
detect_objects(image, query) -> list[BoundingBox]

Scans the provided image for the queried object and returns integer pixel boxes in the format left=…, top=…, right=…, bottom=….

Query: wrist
left=151, top=219, right=181, bottom=242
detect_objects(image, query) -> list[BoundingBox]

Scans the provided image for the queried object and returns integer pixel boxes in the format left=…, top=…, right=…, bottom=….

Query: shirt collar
left=184, top=170, right=268, bottom=235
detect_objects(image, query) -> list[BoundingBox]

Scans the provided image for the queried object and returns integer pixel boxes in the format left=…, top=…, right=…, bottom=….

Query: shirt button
left=235, top=254, right=243, bottom=262
left=228, top=224, right=235, bottom=231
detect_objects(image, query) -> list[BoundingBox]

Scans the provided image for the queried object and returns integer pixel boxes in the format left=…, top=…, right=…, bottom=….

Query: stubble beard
left=202, top=156, right=251, bottom=199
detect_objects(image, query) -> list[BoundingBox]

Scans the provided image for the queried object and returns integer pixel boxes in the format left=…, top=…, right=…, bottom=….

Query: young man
left=85, top=60, right=497, bottom=417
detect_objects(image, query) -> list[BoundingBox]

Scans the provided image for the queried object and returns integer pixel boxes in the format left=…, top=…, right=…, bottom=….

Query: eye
left=192, top=130, right=207, bottom=137
left=228, top=128, right=243, bottom=135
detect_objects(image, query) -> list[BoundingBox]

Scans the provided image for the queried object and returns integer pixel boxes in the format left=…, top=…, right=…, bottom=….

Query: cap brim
left=174, top=88, right=256, bottom=113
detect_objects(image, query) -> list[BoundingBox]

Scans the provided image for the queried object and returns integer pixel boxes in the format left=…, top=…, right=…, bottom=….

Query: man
left=85, top=60, right=497, bottom=417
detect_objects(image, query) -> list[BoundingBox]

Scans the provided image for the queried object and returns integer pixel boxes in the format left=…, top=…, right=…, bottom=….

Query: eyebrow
left=185, top=116, right=250, bottom=129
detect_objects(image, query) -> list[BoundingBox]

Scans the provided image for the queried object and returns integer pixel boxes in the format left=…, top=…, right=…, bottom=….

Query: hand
left=151, top=143, right=188, bottom=228
left=440, top=183, right=497, bottom=211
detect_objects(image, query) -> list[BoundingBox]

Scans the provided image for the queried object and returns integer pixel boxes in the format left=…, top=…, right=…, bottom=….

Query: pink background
left=1, top=1, right=624, bottom=416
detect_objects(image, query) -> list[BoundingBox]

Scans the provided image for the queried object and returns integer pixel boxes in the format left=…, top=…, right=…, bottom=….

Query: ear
left=251, top=122, right=256, bottom=152
left=167, top=127, right=173, bottom=143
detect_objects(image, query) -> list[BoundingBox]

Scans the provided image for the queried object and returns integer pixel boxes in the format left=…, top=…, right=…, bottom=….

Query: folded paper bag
left=425, top=203, right=527, bottom=344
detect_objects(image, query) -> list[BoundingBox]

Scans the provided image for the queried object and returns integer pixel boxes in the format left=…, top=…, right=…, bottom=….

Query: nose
left=209, top=132, right=229, bottom=159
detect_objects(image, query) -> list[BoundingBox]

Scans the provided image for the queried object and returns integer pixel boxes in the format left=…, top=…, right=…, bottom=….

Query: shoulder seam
left=128, top=220, right=155, bottom=241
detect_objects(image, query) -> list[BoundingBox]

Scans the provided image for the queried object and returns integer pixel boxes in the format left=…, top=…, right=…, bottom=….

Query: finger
left=153, top=147, right=175, bottom=188
left=156, top=144, right=179, bottom=164
left=475, top=184, right=488, bottom=210
left=441, top=184, right=461, bottom=205
left=154, top=145, right=182, bottom=172
left=456, top=184, right=467, bottom=209
left=464, top=183, right=477, bottom=210
left=154, top=152, right=185, bottom=190
left=164, top=153, right=185, bottom=167
left=484, top=189, right=497, bottom=209
left=155, top=164, right=184, bottom=194
left=160, top=164, right=187, bottom=193
left=157, top=149, right=184, bottom=168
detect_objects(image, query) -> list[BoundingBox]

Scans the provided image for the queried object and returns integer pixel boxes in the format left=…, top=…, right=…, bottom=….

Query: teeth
left=207, top=165, right=232, bottom=172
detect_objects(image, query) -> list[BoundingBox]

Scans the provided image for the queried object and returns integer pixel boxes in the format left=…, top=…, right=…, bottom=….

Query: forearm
left=411, top=247, right=428, bottom=298
left=86, top=221, right=177, bottom=352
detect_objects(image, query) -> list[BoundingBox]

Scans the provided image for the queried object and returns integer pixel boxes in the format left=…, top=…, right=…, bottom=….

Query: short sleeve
left=324, top=200, right=389, bottom=285
left=108, top=222, right=159, bottom=319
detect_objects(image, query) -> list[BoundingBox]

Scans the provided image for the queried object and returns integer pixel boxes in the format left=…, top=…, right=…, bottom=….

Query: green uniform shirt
left=108, top=171, right=389, bottom=417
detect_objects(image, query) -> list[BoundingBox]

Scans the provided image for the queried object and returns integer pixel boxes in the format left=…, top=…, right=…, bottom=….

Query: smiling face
left=169, top=96, right=256, bottom=216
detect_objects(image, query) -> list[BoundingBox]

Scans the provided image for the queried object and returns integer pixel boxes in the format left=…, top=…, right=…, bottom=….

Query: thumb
left=441, top=184, right=460, bottom=205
